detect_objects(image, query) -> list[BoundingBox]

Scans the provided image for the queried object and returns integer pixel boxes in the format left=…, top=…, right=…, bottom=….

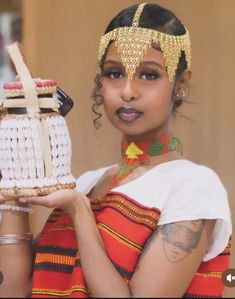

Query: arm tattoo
left=160, top=220, right=205, bottom=263
left=0, top=271, right=3, bottom=285
left=135, top=220, right=205, bottom=273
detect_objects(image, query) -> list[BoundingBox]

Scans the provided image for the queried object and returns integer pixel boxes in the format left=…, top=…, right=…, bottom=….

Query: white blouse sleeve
left=75, top=165, right=114, bottom=195
left=158, top=165, right=232, bottom=261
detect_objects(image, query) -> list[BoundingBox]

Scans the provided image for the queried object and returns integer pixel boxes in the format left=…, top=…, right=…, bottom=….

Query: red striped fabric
left=32, top=192, right=231, bottom=298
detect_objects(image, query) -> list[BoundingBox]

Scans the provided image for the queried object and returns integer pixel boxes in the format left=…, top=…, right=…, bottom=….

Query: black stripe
left=75, top=259, right=81, bottom=267
left=93, top=200, right=159, bottom=224
left=106, top=191, right=160, bottom=213
left=37, top=245, right=77, bottom=256
left=34, top=259, right=81, bottom=274
left=113, top=262, right=133, bottom=280
left=34, top=262, right=73, bottom=273
left=95, top=205, right=157, bottom=230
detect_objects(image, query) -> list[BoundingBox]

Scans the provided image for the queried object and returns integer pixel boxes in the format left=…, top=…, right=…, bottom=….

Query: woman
left=0, top=2, right=232, bottom=298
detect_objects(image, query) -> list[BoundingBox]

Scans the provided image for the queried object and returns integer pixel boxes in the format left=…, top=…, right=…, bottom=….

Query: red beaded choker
left=110, top=134, right=180, bottom=189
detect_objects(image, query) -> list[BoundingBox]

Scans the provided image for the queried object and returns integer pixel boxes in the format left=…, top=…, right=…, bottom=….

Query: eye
left=140, top=72, right=160, bottom=80
left=102, top=69, right=123, bottom=79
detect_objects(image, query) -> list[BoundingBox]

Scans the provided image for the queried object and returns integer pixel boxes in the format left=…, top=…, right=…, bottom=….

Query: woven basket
left=0, top=42, right=76, bottom=197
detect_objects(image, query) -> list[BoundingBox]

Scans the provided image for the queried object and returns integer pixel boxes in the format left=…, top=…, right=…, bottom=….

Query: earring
left=176, top=89, right=186, bottom=100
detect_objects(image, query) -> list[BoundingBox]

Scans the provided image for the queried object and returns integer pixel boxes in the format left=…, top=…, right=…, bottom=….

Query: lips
left=116, top=107, right=143, bottom=122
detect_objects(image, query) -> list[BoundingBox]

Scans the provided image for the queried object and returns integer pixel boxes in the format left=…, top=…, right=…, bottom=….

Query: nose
left=121, top=78, right=138, bottom=102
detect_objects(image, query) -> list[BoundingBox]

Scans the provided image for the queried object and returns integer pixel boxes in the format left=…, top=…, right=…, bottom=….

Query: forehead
left=104, top=42, right=166, bottom=67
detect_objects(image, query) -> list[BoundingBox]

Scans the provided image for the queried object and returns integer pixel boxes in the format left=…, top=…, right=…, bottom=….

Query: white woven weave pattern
left=0, top=114, right=75, bottom=190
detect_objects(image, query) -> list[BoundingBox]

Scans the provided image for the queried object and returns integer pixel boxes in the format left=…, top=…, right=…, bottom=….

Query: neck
left=121, top=133, right=176, bottom=156
left=122, top=128, right=171, bottom=143
left=111, top=132, right=180, bottom=189
left=122, top=118, right=172, bottom=142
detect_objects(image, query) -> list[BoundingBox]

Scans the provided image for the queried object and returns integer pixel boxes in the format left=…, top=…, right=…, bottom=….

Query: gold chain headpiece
left=97, top=2, right=191, bottom=81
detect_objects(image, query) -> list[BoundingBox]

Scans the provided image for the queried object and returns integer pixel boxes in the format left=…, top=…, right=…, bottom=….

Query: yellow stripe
left=35, top=252, right=80, bottom=265
left=196, top=271, right=222, bottom=278
left=96, top=202, right=158, bottom=227
left=32, top=285, right=89, bottom=296
left=92, top=197, right=159, bottom=227
left=100, top=225, right=141, bottom=253
left=93, top=196, right=160, bottom=217
left=48, top=225, right=74, bottom=232
left=98, top=223, right=142, bottom=251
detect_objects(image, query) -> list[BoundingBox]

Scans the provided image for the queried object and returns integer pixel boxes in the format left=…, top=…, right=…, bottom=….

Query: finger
left=15, top=74, right=20, bottom=81
left=0, top=194, right=11, bottom=203
left=18, top=196, right=54, bottom=208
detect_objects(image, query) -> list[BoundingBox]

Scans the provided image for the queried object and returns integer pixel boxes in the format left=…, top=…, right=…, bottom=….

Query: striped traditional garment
left=31, top=191, right=231, bottom=298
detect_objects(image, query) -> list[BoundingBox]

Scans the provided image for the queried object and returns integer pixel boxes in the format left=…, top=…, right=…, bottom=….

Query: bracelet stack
left=0, top=204, right=33, bottom=214
left=0, top=233, right=33, bottom=245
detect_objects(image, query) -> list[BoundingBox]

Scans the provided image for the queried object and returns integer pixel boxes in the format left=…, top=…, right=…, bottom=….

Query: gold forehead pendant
left=97, top=2, right=191, bottom=81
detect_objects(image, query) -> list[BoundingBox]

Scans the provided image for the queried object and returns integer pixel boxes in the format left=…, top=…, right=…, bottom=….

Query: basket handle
left=7, top=42, right=40, bottom=116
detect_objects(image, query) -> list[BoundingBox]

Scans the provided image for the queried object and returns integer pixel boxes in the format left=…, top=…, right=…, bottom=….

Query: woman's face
left=100, top=42, right=176, bottom=140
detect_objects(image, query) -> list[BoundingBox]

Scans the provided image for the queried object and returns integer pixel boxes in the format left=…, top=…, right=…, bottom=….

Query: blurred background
left=0, top=0, right=234, bottom=296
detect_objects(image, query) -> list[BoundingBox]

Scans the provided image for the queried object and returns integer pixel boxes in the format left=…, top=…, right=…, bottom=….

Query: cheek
left=100, top=81, right=122, bottom=110
left=145, top=88, right=173, bottom=116
left=100, top=80, right=115, bottom=101
left=145, top=77, right=173, bottom=97
left=100, top=86, right=117, bottom=118
left=103, top=100, right=112, bottom=117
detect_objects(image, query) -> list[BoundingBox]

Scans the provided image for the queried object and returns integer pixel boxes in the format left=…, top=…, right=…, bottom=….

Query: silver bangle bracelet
left=0, top=233, right=33, bottom=245
left=0, top=204, right=33, bottom=214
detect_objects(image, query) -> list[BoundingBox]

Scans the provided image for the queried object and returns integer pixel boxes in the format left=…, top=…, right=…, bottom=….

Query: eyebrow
left=103, top=60, right=122, bottom=66
left=103, top=59, right=164, bottom=70
left=140, top=61, right=164, bottom=70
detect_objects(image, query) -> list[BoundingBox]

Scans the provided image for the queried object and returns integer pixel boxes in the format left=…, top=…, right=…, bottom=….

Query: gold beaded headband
left=97, top=2, right=191, bottom=81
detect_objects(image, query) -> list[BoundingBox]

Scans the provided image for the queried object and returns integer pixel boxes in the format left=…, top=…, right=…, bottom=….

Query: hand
left=0, top=193, right=31, bottom=214
left=18, top=189, right=90, bottom=219
left=0, top=193, right=6, bottom=202
left=0, top=193, right=19, bottom=204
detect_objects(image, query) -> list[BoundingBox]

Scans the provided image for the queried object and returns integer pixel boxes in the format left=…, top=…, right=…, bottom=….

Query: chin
left=112, top=122, right=142, bottom=134
left=110, top=118, right=165, bottom=138
left=116, top=126, right=151, bottom=138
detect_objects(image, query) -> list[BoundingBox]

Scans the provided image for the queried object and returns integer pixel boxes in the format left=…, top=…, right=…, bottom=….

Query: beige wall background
left=22, top=0, right=234, bottom=296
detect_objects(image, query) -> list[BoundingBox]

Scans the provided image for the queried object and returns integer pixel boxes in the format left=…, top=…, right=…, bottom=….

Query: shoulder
left=156, top=160, right=232, bottom=261
left=151, top=159, right=227, bottom=200
left=157, top=159, right=229, bottom=217
left=112, top=159, right=228, bottom=210
left=157, top=159, right=226, bottom=187
left=75, top=165, right=115, bottom=194
left=124, top=159, right=227, bottom=204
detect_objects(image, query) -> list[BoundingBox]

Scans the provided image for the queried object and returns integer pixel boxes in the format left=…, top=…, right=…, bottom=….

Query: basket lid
left=3, top=79, right=57, bottom=97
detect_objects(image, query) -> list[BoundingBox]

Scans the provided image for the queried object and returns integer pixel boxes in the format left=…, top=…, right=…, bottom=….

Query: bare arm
left=73, top=197, right=131, bottom=297
left=0, top=200, right=34, bottom=298
left=74, top=198, right=215, bottom=297
left=19, top=190, right=215, bottom=298
left=130, top=219, right=215, bottom=297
